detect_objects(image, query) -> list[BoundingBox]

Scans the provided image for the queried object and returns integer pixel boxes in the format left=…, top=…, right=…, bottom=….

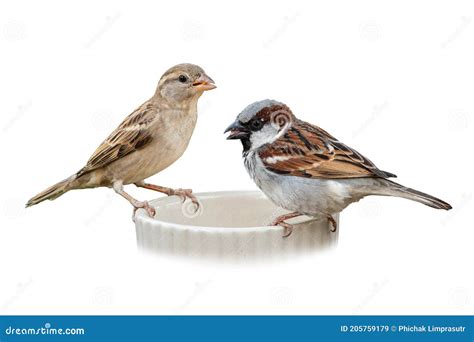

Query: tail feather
left=26, top=175, right=76, bottom=207
left=383, top=179, right=452, bottom=210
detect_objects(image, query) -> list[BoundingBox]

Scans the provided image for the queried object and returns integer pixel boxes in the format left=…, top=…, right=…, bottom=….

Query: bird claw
left=172, top=188, right=200, bottom=213
left=270, top=220, right=294, bottom=238
left=327, top=215, right=337, bottom=232
left=132, top=200, right=156, bottom=221
left=269, top=212, right=303, bottom=238
left=281, top=223, right=294, bottom=238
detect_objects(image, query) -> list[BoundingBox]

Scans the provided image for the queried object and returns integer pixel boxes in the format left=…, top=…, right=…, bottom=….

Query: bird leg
left=135, top=181, right=200, bottom=212
left=113, top=182, right=156, bottom=220
left=270, top=212, right=304, bottom=238
left=327, top=215, right=337, bottom=232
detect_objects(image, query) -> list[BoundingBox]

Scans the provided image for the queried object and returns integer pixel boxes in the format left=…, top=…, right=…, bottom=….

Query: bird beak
left=193, top=74, right=216, bottom=91
left=224, top=120, right=249, bottom=140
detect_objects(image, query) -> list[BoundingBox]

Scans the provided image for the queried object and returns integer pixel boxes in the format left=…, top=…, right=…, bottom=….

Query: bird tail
left=380, top=179, right=452, bottom=210
left=26, top=175, right=77, bottom=208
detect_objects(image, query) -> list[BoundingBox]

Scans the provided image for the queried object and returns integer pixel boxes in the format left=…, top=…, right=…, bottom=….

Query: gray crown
left=237, top=99, right=284, bottom=123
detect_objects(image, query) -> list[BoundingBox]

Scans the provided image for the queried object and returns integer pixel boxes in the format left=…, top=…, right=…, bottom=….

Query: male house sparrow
left=27, top=63, right=215, bottom=217
left=225, top=100, right=451, bottom=237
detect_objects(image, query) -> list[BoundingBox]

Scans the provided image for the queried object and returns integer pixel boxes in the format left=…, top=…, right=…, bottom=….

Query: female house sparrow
left=225, top=100, right=451, bottom=237
left=27, top=63, right=216, bottom=217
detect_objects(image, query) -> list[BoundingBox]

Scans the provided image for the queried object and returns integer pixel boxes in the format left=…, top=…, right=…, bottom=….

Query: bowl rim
left=134, top=190, right=321, bottom=232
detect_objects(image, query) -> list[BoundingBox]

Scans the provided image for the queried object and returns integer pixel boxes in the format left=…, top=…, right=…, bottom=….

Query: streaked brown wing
left=259, top=119, right=396, bottom=179
left=78, top=101, right=157, bottom=176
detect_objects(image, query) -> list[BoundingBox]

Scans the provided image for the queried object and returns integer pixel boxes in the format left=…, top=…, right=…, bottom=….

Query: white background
left=0, top=0, right=473, bottom=314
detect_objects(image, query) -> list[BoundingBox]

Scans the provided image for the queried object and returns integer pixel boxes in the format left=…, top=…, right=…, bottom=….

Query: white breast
left=243, top=150, right=356, bottom=216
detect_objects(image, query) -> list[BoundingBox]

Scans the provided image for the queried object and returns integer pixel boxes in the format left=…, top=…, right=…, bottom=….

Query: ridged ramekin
left=134, top=191, right=339, bottom=259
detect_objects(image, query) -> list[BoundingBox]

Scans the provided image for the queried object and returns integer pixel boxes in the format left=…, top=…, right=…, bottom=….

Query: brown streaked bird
left=225, top=100, right=451, bottom=237
left=26, top=63, right=216, bottom=217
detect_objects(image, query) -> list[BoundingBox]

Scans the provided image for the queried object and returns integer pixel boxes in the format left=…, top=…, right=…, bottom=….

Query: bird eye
left=250, top=119, right=263, bottom=131
left=178, top=75, right=188, bottom=83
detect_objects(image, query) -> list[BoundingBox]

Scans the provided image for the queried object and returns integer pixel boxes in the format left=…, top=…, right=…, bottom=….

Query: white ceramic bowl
left=134, top=191, right=339, bottom=259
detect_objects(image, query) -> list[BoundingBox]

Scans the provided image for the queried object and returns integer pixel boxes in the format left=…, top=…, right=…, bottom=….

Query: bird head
left=224, top=99, right=295, bottom=152
left=156, top=63, right=216, bottom=104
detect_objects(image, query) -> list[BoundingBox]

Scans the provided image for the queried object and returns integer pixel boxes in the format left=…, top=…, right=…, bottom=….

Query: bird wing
left=78, top=101, right=157, bottom=176
left=258, top=119, right=396, bottom=179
